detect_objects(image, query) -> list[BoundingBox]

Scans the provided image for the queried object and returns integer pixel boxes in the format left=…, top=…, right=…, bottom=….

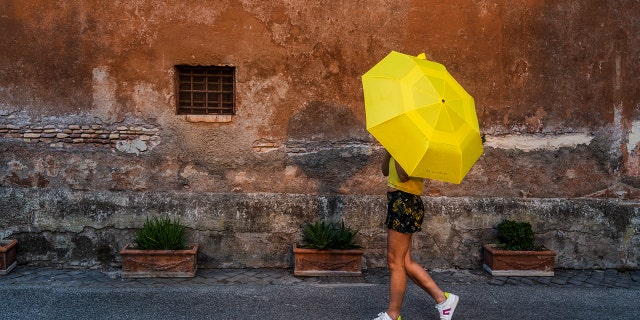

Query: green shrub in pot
left=133, top=217, right=187, bottom=250
left=496, top=219, right=543, bottom=251
left=299, top=220, right=360, bottom=250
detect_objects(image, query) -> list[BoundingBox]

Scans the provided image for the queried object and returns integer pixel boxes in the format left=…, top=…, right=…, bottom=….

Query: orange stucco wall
left=2, top=0, right=639, bottom=198
left=1, top=1, right=639, bottom=269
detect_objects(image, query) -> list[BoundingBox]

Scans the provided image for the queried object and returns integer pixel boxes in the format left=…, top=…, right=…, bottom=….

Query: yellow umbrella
left=362, top=51, right=483, bottom=184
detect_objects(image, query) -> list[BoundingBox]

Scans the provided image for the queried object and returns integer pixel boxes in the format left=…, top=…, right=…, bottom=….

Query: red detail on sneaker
left=442, top=308, right=451, bottom=315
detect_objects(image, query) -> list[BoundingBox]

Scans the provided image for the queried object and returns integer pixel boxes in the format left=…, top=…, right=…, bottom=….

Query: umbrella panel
left=363, top=77, right=407, bottom=129
left=368, top=114, right=430, bottom=173
left=413, top=122, right=483, bottom=184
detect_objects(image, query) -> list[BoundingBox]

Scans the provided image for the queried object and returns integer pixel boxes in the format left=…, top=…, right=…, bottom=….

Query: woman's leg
left=404, top=247, right=446, bottom=304
left=385, top=229, right=412, bottom=319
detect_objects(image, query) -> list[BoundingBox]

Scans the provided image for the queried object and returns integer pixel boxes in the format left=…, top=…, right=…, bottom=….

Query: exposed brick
left=24, top=133, right=41, bottom=138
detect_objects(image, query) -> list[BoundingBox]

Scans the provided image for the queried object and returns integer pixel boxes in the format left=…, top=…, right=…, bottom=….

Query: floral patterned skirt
left=386, top=190, right=424, bottom=234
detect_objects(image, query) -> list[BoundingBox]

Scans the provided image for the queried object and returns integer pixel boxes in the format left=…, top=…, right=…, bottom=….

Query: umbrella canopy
left=362, top=51, right=483, bottom=184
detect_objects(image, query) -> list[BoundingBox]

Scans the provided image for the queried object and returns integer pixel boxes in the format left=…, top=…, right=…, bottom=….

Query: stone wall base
left=0, top=187, right=638, bottom=270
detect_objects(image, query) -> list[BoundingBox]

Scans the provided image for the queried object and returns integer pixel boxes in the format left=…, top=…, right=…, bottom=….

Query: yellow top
left=387, top=158, right=424, bottom=196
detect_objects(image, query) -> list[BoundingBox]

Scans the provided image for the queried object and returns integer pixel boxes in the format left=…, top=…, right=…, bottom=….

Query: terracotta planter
left=120, top=243, right=198, bottom=278
left=483, top=244, right=557, bottom=277
left=1, top=239, right=18, bottom=275
left=293, top=244, right=364, bottom=277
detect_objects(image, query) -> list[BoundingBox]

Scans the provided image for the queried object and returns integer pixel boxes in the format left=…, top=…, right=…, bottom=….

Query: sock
left=437, top=292, right=449, bottom=305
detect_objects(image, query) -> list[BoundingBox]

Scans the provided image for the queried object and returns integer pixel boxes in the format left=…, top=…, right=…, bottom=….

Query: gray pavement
left=1, top=266, right=639, bottom=319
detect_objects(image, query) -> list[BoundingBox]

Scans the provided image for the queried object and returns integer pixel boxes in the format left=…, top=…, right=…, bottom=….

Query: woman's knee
left=387, top=253, right=407, bottom=271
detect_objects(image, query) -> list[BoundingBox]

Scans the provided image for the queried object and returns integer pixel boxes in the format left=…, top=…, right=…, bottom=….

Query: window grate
left=176, top=65, right=236, bottom=115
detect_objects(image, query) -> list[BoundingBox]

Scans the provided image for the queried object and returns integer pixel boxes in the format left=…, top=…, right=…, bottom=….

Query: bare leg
left=385, top=229, right=412, bottom=319
left=404, top=247, right=446, bottom=304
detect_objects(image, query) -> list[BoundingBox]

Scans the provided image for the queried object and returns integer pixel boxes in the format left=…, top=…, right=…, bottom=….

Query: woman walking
left=373, top=150, right=459, bottom=320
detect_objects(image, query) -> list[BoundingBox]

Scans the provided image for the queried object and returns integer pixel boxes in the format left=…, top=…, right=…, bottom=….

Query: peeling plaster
left=628, top=120, right=640, bottom=153
left=180, top=165, right=209, bottom=179
left=91, top=67, right=119, bottom=124
left=115, top=139, right=147, bottom=155
left=484, top=133, right=593, bottom=151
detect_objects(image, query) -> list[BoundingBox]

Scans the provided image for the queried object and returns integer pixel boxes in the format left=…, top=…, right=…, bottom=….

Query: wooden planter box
left=1, top=239, right=18, bottom=275
left=120, top=243, right=198, bottom=278
left=293, top=244, right=364, bottom=277
left=483, top=244, right=557, bottom=277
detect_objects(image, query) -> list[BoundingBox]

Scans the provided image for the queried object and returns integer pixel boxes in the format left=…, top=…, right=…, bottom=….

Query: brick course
left=0, top=123, right=160, bottom=151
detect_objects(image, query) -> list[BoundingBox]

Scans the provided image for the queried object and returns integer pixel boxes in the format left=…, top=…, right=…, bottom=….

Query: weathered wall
left=1, top=0, right=639, bottom=269
left=2, top=188, right=638, bottom=269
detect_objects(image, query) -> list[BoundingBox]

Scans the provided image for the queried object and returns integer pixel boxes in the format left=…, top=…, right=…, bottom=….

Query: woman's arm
left=382, top=150, right=410, bottom=182
left=394, top=159, right=410, bottom=182
left=382, top=150, right=391, bottom=176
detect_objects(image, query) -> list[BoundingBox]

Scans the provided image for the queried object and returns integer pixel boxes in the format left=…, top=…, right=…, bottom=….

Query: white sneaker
left=435, top=292, right=459, bottom=320
left=372, top=312, right=401, bottom=320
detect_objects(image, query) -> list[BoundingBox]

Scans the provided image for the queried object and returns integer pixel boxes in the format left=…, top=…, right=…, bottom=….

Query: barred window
left=176, top=65, right=236, bottom=115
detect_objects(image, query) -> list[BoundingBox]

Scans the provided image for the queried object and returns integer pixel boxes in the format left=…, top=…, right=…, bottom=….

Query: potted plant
left=120, top=216, right=198, bottom=278
left=0, top=238, right=18, bottom=275
left=293, top=220, right=364, bottom=277
left=483, top=219, right=557, bottom=276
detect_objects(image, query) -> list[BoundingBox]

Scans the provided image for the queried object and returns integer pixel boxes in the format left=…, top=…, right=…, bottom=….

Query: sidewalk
left=1, top=266, right=639, bottom=319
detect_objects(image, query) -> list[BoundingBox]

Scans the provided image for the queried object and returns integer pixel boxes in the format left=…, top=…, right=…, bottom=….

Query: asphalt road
left=2, top=281, right=639, bottom=320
